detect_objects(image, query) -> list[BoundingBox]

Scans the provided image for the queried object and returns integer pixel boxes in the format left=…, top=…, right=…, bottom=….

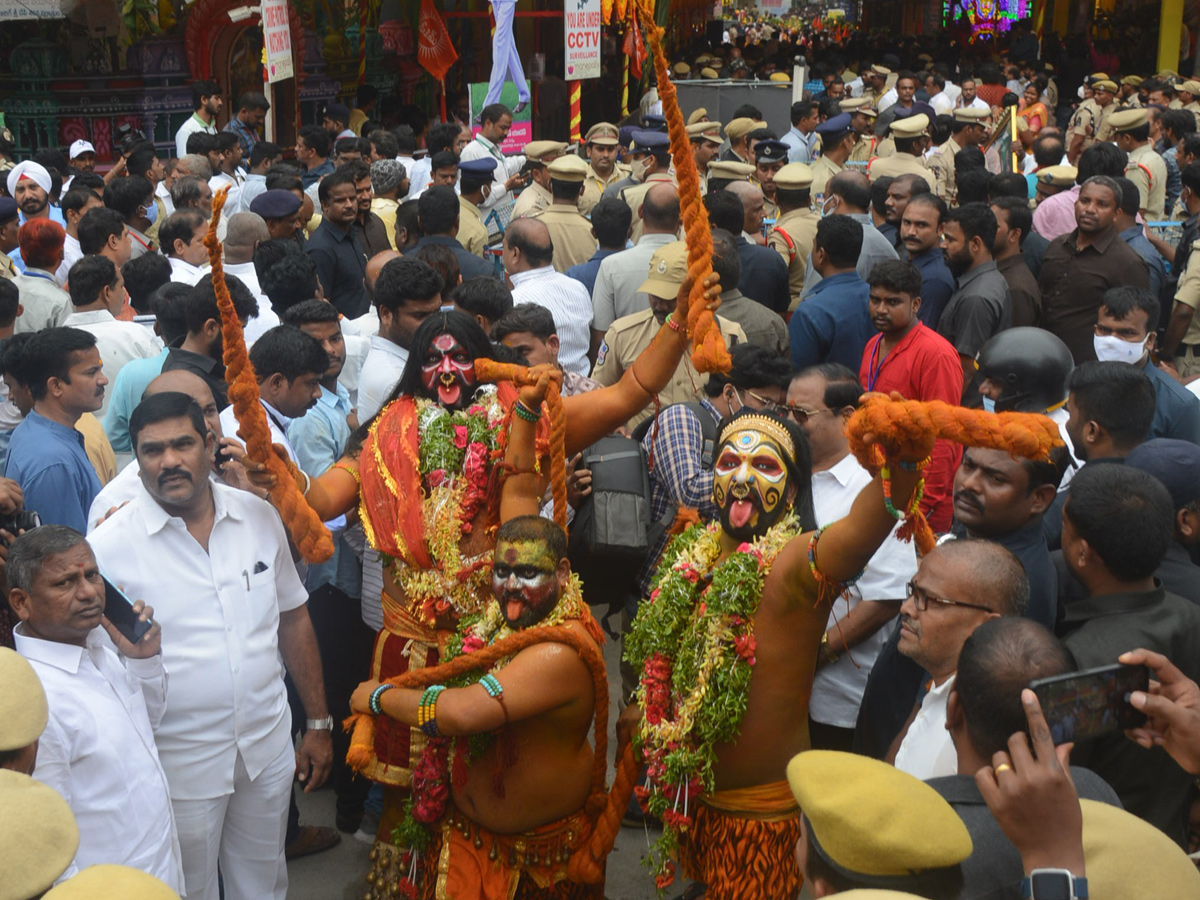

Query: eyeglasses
left=783, top=405, right=832, bottom=425
left=905, top=582, right=994, bottom=614
left=734, top=387, right=782, bottom=415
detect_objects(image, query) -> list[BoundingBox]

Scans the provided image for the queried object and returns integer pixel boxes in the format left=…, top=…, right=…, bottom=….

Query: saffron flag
left=418, top=0, right=458, bottom=82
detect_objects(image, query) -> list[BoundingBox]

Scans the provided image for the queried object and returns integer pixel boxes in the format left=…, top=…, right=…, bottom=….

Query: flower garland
left=387, top=389, right=505, bottom=625
left=389, top=574, right=592, bottom=898
left=623, top=513, right=801, bottom=889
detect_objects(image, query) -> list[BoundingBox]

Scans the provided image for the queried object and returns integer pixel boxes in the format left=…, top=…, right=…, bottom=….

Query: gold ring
left=995, top=763, right=1012, bottom=774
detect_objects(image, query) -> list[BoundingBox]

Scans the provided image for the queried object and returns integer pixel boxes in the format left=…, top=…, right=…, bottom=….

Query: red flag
left=418, top=0, right=458, bottom=82
left=624, top=22, right=646, bottom=79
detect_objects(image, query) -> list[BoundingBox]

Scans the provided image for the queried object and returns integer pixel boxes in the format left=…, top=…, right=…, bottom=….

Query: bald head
left=933, top=539, right=1029, bottom=616
left=727, top=180, right=763, bottom=205
left=504, top=217, right=554, bottom=272
left=174, top=154, right=212, bottom=181
left=144, top=370, right=222, bottom=441
left=641, top=183, right=681, bottom=233
left=366, top=249, right=401, bottom=295
left=827, top=171, right=872, bottom=213
left=224, top=212, right=270, bottom=265
left=727, top=180, right=765, bottom=234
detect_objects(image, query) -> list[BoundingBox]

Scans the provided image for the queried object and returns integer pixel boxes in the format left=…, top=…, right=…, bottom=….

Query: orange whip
left=204, top=186, right=334, bottom=563
left=473, top=359, right=568, bottom=531
left=344, top=626, right=636, bottom=885
left=634, top=0, right=730, bottom=374
left=845, top=394, right=1063, bottom=555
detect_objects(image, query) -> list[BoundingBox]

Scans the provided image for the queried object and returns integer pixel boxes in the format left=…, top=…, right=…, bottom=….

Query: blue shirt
left=6, top=410, right=101, bottom=532
left=788, top=271, right=875, bottom=372
left=1144, top=358, right=1200, bottom=444
left=566, top=248, right=620, bottom=297
left=908, top=247, right=956, bottom=329
left=1120, top=225, right=1167, bottom=301
left=103, top=348, right=168, bottom=452
left=780, top=126, right=818, bottom=165
left=301, top=159, right=335, bottom=190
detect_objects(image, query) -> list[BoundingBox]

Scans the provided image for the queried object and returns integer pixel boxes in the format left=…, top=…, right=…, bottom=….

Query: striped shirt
left=509, top=266, right=594, bottom=376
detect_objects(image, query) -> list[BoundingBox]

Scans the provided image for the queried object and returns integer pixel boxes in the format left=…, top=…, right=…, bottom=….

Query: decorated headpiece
left=719, top=413, right=796, bottom=459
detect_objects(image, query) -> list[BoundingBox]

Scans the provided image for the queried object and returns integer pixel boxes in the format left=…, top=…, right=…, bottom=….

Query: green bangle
left=513, top=400, right=541, bottom=423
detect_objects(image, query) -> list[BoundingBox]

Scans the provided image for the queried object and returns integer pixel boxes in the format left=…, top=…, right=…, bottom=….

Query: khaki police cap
left=871, top=64, right=892, bottom=76
left=686, top=121, right=723, bottom=143
left=0, top=770, right=79, bottom=900
left=547, top=154, right=590, bottom=182
left=953, top=107, right=991, bottom=123
left=638, top=241, right=689, bottom=297
left=701, top=67, right=719, bottom=80
left=686, top=108, right=709, bottom=125
left=707, top=160, right=755, bottom=181
left=43, top=865, right=181, bottom=900
left=0, top=648, right=47, bottom=751
left=774, top=163, right=814, bottom=190
left=1181, top=80, right=1200, bottom=94
left=788, top=751, right=972, bottom=879
left=1110, top=108, right=1149, bottom=131
left=1087, top=72, right=1110, bottom=84
left=584, top=123, right=619, bottom=146
left=1092, top=80, right=1118, bottom=93
left=1037, top=165, right=1077, bottom=187
left=725, top=118, right=768, bottom=141
left=769, top=72, right=790, bottom=83
left=1120, top=75, right=1144, bottom=87
left=522, top=141, right=568, bottom=162
left=890, top=113, right=930, bottom=137
left=673, top=62, right=691, bottom=76
left=1082, top=799, right=1200, bottom=899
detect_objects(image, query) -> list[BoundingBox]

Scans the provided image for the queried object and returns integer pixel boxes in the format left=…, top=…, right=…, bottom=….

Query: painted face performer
left=625, top=406, right=934, bottom=900
left=248, top=270, right=717, bottom=894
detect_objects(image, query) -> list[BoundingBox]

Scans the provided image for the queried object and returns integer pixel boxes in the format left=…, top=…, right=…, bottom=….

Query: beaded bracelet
left=882, top=465, right=926, bottom=520
left=665, top=312, right=684, bottom=333
left=513, top=400, right=541, bottom=423
left=807, top=525, right=864, bottom=590
left=896, top=455, right=931, bottom=473
left=479, top=674, right=503, bottom=699
left=418, top=685, right=446, bottom=737
left=369, top=683, right=395, bottom=716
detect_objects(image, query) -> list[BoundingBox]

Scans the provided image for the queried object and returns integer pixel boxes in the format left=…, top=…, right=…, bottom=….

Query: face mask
left=630, top=157, right=649, bottom=181
left=1093, top=333, right=1148, bottom=364
left=820, top=196, right=838, bottom=218
left=982, top=396, right=996, bottom=413
left=143, top=200, right=158, bottom=226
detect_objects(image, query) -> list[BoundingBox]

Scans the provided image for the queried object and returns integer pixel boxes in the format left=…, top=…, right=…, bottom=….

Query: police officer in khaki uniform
left=1179, top=80, right=1200, bottom=130
left=592, top=241, right=747, bottom=429
left=754, top=139, right=789, bottom=223
left=580, top=123, right=628, bottom=215
left=1067, top=78, right=1118, bottom=164
left=687, top=107, right=710, bottom=126
left=457, top=158, right=495, bottom=257
left=511, top=141, right=567, bottom=220
left=531, top=154, right=597, bottom=273
left=1112, top=107, right=1168, bottom=221
left=1033, top=165, right=1077, bottom=206
left=688, top=121, right=724, bottom=195
left=617, top=131, right=677, bottom=244
left=722, top=117, right=767, bottom=164
left=1118, top=75, right=1144, bottom=109
left=706, top=160, right=755, bottom=194
left=860, top=64, right=891, bottom=108
left=926, top=106, right=990, bottom=204
left=767, top=162, right=819, bottom=310
left=842, top=99, right=880, bottom=164
left=811, top=114, right=855, bottom=203
left=867, top=113, right=935, bottom=190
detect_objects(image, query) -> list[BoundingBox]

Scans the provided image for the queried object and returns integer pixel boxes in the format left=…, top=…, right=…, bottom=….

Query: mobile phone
left=101, top=574, right=152, bottom=644
left=1030, top=663, right=1149, bottom=745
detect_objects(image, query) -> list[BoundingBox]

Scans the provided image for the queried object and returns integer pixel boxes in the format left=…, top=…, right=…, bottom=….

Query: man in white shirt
left=221, top=212, right=277, bottom=345
left=459, top=104, right=527, bottom=211
left=174, top=79, right=222, bottom=159
left=357, top=255, right=444, bottom=419
left=238, top=141, right=281, bottom=213
left=9, top=525, right=183, bottom=891
left=63, top=256, right=159, bottom=419
left=89, top=391, right=333, bottom=900
left=57, top=187, right=103, bottom=282
left=788, top=365, right=915, bottom=751
left=159, top=209, right=211, bottom=286
left=955, top=78, right=990, bottom=112
left=926, top=73, right=955, bottom=117
left=891, top=539, right=1029, bottom=780
left=502, top=218, right=592, bottom=375
left=209, top=133, right=247, bottom=216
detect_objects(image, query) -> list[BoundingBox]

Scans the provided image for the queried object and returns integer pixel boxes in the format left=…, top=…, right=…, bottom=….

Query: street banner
left=262, top=0, right=294, bottom=83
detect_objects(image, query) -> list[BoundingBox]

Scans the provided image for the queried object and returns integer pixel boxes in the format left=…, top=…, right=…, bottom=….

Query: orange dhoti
left=675, top=781, right=802, bottom=900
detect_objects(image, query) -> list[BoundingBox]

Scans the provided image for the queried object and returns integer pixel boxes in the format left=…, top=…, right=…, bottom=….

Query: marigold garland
left=624, top=513, right=801, bottom=889
left=204, top=185, right=333, bottom=562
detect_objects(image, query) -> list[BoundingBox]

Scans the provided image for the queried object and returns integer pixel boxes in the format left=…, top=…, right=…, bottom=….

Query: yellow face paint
left=712, top=429, right=791, bottom=539
left=492, top=539, right=561, bottom=628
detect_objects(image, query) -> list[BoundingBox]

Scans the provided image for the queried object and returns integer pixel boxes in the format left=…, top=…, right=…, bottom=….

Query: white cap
left=69, top=139, right=95, bottom=159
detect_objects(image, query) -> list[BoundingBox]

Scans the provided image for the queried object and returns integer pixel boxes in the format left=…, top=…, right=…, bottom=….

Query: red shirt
left=860, top=323, right=964, bottom=533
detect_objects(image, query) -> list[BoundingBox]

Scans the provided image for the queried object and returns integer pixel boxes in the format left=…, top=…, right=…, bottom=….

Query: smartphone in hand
left=101, top=574, right=152, bottom=644
left=1030, top=663, right=1149, bottom=745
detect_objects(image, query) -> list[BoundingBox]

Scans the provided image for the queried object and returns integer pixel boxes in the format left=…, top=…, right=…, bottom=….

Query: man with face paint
left=625, top=404, right=935, bottom=900
left=249, top=272, right=721, bottom=885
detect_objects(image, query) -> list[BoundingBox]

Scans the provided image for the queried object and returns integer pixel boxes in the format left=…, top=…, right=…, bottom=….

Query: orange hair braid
left=845, top=394, right=1063, bottom=555
left=635, top=0, right=730, bottom=375
left=474, top=359, right=568, bottom=531
left=204, top=186, right=334, bottom=563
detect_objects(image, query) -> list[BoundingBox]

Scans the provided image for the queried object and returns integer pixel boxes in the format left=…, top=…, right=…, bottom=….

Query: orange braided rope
left=204, top=186, right=334, bottom=563
left=343, top=626, right=637, bottom=885
left=845, top=394, right=1063, bottom=555
left=473, top=359, right=568, bottom=531
left=634, top=0, right=729, bottom=374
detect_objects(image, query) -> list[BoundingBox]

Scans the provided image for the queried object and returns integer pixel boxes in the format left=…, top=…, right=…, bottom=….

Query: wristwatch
left=306, top=716, right=334, bottom=731
left=1021, top=870, right=1088, bottom=900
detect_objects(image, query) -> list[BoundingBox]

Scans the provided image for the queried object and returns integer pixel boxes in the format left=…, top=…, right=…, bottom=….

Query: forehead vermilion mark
left=432, top=334, right=458, bottom=352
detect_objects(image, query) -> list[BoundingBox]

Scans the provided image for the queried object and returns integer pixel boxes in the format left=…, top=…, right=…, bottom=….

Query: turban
left=6, top=161, right=52, bottom=199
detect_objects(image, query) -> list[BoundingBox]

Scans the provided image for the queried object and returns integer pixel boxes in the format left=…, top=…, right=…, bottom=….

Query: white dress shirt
left=406, top=157, right=433, bottom=200
left=781, top=126, right=818, bottom=165
left=175, top=114, right=217, bottom=159
left=929, top=91, right=955, bottom=116
left=509, top=266, right=593, bottom=375
left=877, top=87, right=898, bottom=112
left=894, top=674, right=958, bottom=780
left=168, top=257, right=210, bottom=286
left=223, top=260, right=278, bottom=346
left=156, top=180, right=176, bottom=216
left=460, top=135, right=524, bottom=210
left=809, top=454, right=916, bottom=729
left=63, top=309, right=161, bottom=419
left=357, top=334, right=409, bottom=420
left=209, top=170, right=245, bottom=216
left=239, top=173, right=268, bottom=211
left=591, top=234, right=677, bottom=333
left=13, top=268, right=72, bottom=334
left=338, top=332, right=370, bottom=410
left=87, top=482, right=309, bottom=800
left=957, top=96, right=990, bottom=112
left=220, top=399, right=296, bottom=463
left=16, top=624, right=183, bottom=891
left=58, top=233, right=83, bottom=283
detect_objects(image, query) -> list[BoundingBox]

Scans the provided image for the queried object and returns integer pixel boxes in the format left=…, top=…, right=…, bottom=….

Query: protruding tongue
left=729, top=499, right=754, bottom=529
left=506, top=599, right=524, bottom=620
left=438, top=383, right=461, bottom=405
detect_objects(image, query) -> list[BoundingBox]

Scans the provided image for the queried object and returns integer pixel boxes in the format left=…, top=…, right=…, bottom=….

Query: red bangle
left=666, top=312, right=684, bottom=333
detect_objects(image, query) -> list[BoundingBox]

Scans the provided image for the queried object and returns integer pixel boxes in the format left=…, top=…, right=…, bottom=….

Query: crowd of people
left=2, top=18, right=1200, bottom=900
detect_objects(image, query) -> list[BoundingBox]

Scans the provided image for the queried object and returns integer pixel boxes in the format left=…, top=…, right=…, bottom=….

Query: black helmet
left=976, top=327, right=1074, bottom=413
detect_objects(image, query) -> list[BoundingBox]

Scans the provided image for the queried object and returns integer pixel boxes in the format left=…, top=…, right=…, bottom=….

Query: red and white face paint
left=420, top=333, right=476, bottom=410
